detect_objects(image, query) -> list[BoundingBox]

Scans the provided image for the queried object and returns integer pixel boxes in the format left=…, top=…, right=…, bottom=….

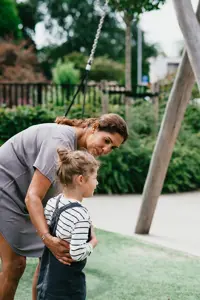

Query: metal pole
left=137, top=26, right=142, bottom=85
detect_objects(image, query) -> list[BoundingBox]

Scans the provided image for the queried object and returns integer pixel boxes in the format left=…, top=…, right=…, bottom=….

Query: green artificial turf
left=14, top=229, right=200, bottom=300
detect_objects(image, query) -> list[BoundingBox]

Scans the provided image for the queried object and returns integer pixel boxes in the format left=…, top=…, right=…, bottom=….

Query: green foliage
left=0, top=105, right=93, bottom=144
left=64, top=53, right=125, bottom=83
left=16, top=0, right=42, bottom=40
left=164, top=139, right=200, bottom=193
left=33, top=0, right=158, bottom=84
left=109, top=0, right=166, bottom=16
left=184, top=104, right=200, bottom=133
left=65, top=52, right=87, bottom=72
left=0, top=106, right=55, bottom=142
left=129, top=100, right=156, bottom=136
left=97, top=101, right=200, bottom=194
left=1, top=101, right=200, bottom=194
left=90, top=56, right=124, bottom=83
left=40, top=0, right=125, bottom=60
left=53, top=60, right=80, bottom=85
left=0, top=0, right=22, bottom=39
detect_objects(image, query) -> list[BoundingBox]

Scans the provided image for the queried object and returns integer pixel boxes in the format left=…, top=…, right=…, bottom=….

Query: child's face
left=82, top=170, right=98, bottom=198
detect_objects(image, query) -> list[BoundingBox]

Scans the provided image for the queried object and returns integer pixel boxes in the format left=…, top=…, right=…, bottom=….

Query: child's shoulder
left=46, top=196, right=58, bottom=207
left=69, top=203, right=90, bottom=221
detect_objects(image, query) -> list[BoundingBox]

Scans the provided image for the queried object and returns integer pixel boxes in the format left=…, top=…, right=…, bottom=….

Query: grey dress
left=0, top=123, right=77, bottom=257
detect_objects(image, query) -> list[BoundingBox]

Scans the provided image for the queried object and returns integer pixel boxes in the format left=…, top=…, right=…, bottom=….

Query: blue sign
left=142, top=75, right=149, bottom=84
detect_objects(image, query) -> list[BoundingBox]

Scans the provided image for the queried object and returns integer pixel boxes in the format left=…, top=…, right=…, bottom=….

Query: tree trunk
left=124, top=13, right=132, bottom=91
left=135, top=0, right=200, bottom=235
left=124, top=13, right=133, bottom=123
left=173, top=0, right=200, bottom=90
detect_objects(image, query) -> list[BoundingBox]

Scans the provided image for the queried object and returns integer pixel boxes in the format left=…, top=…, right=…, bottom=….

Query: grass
left=15, top=229, right=200, bottom=300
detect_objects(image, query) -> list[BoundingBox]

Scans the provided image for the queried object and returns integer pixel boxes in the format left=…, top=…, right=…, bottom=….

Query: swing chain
left=86, top=0, right=109, bottom=71
left=65, top=0, right=109, bottom=117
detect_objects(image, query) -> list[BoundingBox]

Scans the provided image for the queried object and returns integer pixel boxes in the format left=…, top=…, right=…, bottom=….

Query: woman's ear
left=91, top=122, right=99, bottom=133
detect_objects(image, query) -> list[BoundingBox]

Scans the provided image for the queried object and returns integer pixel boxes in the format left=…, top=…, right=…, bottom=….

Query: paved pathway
left=84, top=192, right=200, bottom=256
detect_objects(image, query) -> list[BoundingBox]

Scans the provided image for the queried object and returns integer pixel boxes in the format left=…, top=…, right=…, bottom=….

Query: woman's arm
left=25, top=169, right=51, bottom=237
left=25, top=169, right=73, bottom=265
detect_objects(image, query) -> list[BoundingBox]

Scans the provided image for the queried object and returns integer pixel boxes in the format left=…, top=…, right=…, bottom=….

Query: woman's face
left=86, top=130, right=124, bottom=157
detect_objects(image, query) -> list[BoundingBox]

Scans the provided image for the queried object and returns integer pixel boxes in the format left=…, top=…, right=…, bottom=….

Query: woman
left=0, top=113, right=128, bottom=300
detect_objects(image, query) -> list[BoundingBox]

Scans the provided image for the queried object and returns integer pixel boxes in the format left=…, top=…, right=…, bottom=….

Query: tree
left=0, top=0, right=22, bottom=39
left=131, top=22, right=158, bottom=86
left=17, top=0, right=126, bottom=78
left=16, top=0, right=42, bottom=41
left=109, top=0, right=166, bottom=90
left=0, top=40, right=45, bottom=82
left=40, top=0, right=125, bottom=60
left=16, top=0, right=159, bottom=83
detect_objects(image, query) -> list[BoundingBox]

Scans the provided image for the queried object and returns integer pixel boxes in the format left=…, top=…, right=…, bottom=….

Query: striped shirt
left=44, top=194, right=93, bottom=261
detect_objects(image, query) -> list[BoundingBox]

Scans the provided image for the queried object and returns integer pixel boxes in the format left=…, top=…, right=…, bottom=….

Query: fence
left=0, top=82, right=156, bottom=110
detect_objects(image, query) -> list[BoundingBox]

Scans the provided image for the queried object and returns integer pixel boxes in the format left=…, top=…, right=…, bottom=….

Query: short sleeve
left=33, top=138, right=71, bottom=183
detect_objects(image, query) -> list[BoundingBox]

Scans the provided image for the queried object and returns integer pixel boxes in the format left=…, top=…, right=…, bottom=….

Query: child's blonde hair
left=56, top=148, right=100, bottom=186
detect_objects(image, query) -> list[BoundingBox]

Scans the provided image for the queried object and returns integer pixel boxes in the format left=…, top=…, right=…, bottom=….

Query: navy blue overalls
left=37, top=196, right=91, bottom=300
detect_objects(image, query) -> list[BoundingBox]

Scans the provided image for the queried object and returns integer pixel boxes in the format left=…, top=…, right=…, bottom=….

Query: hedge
left=1, top=103, right=200, bottom=194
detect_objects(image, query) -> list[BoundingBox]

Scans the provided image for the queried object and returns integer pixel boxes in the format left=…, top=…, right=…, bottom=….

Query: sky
left=140, top=0, right=199, bottom=57
left=34, top=0, right=199, bottom=57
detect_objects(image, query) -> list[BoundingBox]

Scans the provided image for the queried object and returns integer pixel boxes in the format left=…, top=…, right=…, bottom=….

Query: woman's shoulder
left=52, top=125, right=77, bottom=150
left=31, top=123, right=76, bottom=150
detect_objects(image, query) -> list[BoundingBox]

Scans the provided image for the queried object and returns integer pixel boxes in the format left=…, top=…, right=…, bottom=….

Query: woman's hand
left=25, top=170, right=74, bottom=265
left=44, top=234, right=74, bottom=265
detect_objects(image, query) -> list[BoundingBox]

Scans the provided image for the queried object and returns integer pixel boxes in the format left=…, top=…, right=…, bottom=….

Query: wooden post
left=135, top=0, right=200, bottom=234
left=173, top=0, right=200, bottom=90
left=135, top=51, right=195, bottom=234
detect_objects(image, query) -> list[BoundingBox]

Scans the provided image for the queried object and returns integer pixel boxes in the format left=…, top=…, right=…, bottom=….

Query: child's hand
left=90, top=224, right=96, bottom=239
left=90, top=225, right=98, bottom=248
left=90, top=236, right=98, bottom=248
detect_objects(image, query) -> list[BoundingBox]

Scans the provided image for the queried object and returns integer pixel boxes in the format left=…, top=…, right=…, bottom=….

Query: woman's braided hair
left=55, top=113, right=128, bottom=143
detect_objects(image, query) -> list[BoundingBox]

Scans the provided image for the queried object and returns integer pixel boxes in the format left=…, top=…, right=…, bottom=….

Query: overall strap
left=51, top=201, right=83, bottom=236
left=55, top=194, right=62, bottom=210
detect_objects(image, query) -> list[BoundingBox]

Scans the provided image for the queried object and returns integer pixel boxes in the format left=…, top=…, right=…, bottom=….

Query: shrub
left=0, top=106, right=55, bottom=142
left=64, top=53, right=125, bottom=84
left=90, top=56, right=124, bottom=83
left=164, top=138, right=200, bottom=192
left=65, top=52, right=87, bottom=72
left=0, top=40, right=45, bottom=82
left=1, top=102, right=200, bottom=194
left=184, top=104, right=200, bottom=133
left=129, top=101, right=156, bottom=136
left=0, top=105, right=94, bottom=143
left=52, top=60, right=80, bottom=85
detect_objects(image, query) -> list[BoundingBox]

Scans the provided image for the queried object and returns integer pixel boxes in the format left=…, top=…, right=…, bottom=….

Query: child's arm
left=44, top=197, right=55, bottom=225
left=70, top=218, right=98, bottom=261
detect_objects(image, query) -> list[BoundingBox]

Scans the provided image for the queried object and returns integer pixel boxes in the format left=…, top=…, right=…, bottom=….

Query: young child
left=37, top=148, right=100, bottom=300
